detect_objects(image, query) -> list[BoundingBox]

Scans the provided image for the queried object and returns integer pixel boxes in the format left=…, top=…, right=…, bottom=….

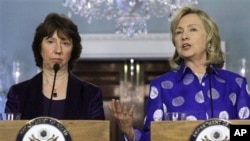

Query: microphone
left=48, top=63, right=60, bottom=116
left=206, top=65, right=213, bottom=74
left=206, top=66, right=214, bottom=118
left=53, top=63, right=60, bottom=73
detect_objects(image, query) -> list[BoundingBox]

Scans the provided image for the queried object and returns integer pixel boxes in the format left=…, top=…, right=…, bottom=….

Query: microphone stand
left=206, top=66, right=214, bottom=118
left=48, top=63, right=60, bottom=116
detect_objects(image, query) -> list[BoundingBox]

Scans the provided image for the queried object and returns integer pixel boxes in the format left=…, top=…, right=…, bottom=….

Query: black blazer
left=5, top=72, right=105, bottom=120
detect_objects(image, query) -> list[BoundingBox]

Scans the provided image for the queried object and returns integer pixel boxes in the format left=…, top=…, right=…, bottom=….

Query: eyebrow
left=177, top=23, right=201, bottom=29
left=45, top=35, right=71, bottom=41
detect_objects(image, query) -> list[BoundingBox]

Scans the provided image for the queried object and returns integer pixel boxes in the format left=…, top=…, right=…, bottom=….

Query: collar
left=176, top=63, right=225, bottom=82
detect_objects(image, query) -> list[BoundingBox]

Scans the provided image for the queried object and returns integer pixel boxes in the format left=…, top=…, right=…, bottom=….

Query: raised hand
left=109, top=99, right=135, bottom=141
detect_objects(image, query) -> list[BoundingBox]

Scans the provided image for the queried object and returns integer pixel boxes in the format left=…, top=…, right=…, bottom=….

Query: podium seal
left=190, top=118, right=231, bottom=141
left=16, top=117, right=71, bottom=141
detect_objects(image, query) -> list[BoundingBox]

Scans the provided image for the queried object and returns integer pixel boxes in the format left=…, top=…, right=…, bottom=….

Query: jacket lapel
left=63, top=74, right=84, bottom=119
left=27, top=72, right=44, bottom=118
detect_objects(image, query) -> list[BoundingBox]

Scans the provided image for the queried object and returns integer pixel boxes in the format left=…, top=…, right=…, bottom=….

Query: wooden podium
left=151, top=120, right=250, bottom=141
left=0, top=120, right=110, bottom=141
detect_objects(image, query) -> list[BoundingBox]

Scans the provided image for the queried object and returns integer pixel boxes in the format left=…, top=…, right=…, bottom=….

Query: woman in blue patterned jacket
left=109, top=6, right=250, bottom=141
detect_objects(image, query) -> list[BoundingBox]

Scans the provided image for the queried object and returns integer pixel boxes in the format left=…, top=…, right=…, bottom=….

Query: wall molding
left=80, top=33, right=225, bottom=60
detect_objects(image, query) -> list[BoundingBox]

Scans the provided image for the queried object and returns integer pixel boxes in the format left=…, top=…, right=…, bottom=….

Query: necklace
left=194, top=72, right=205, bottom=81
left=43, top=72, right=69, bottom=99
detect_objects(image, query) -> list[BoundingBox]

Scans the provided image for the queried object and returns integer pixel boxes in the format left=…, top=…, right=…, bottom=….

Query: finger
left=111, top=99, right=116, bottom=105
left=108, top=99, right=114, bottom=109
left=123, top=103, right=128, bottom=114
left=108, top=103, right=113, bottom=111
left=128, top=104, right=135, bottom=116
left=115, top=99, right=122, bottom=113
left=109, top=99, right=117, bottom=113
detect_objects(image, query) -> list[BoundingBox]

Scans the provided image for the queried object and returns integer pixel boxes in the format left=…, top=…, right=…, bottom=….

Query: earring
left=207, top=43, right=212, bottom=53
left=208, top=43, right=211, bottom=48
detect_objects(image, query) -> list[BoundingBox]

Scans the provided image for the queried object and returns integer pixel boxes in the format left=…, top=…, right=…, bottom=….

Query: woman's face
left=41, top=31, right=73, bottom=70
left=174, top=13, right=207, bottom=61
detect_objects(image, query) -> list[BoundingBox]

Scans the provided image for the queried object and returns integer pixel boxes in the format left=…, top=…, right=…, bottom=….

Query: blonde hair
left=169, top=6, right=224, bottom=70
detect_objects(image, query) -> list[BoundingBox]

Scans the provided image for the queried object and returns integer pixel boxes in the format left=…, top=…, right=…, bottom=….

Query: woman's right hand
left=109, top=99, right=135, bottom=141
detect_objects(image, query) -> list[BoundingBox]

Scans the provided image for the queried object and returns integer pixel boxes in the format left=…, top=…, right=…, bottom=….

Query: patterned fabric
left=134, top=63, right=250, bottom=141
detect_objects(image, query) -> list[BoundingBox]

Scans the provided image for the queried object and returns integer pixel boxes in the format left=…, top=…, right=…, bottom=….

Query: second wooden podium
left=151, top=120, right=250, bottom=141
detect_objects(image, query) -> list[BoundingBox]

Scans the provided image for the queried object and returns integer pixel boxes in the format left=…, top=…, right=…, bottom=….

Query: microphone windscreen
left=206, top=66, right=213, bottom=74
left=53, top=63, right=60, bottom=73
